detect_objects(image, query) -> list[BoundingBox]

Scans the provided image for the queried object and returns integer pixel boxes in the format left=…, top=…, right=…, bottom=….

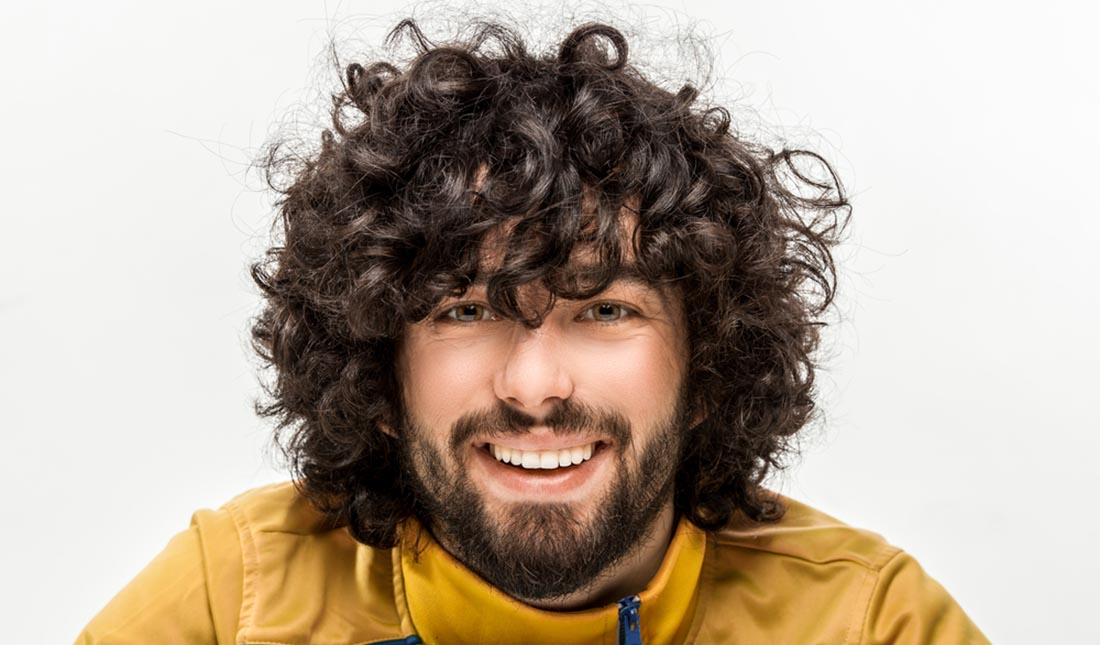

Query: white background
left=3, top=1, right=1097, bottom=642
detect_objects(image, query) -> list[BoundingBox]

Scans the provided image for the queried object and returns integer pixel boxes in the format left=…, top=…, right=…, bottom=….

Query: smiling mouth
left=480, top=441, right=608, bottom=470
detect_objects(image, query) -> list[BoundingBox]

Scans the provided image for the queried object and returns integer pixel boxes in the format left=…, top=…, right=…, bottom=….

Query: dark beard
left=399, top=396, right=687, bottom=602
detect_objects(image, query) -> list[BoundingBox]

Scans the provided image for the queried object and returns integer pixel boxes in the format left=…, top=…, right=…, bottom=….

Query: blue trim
left=367, top=637, right=422, bottom=645
left=617, top=595, right=643, bottom=645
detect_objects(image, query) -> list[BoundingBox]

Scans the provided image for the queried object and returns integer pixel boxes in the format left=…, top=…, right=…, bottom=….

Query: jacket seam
left=679, top=538, right=714, bottom=644
left=710, top=538, right=895, bottom=572
left=192, top=512, right=226, bottom=645
left=238, top=635, right=420, bottom=645
left=850, top=547, right=905, bottom=645
left=225, top=499, right=260, bottom=642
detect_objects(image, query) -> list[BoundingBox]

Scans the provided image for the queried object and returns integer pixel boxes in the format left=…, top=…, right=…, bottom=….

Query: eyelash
left=439, top=303, right=498, bottom=323
left=437, top=302, right=636, bottom=324
left=578, top=302, right=635, bottom=324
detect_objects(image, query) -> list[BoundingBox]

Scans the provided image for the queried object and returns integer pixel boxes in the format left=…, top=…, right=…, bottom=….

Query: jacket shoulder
left=217, top=480, right=334, bottom=536
left=711, top=494, right=899, bottom=570
left=698, top=495, right=988, bottom=644
left=209, top=481, right=405, bottom=645
left=77, top=482, right=406, bottom=645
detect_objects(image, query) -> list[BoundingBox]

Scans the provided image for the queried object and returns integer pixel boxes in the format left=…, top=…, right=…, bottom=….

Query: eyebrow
left=468, top=265, right=677, bottom=310
left=469, top=265, right=649, bottom=288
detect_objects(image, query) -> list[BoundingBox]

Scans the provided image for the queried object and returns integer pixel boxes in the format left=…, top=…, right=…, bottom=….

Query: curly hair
left=251, top=19, right=849, bottom=548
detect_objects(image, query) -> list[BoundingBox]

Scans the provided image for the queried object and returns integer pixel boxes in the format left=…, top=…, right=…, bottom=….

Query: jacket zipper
left=617, top=595, right=643, bottom=645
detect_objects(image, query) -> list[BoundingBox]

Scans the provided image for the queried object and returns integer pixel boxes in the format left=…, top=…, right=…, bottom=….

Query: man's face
left=395, top=264, right=692, bottom=602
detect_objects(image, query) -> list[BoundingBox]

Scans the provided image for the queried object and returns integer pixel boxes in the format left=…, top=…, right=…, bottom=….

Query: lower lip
left=470, top=443, right=612, bottom=499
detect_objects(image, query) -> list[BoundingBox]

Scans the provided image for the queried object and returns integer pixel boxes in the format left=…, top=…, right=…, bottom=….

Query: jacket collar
left=394, top=517, right=707, bottom=644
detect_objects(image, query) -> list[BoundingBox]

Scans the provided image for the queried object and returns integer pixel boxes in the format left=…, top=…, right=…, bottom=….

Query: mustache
left=448, top=399, right=631, bottom=452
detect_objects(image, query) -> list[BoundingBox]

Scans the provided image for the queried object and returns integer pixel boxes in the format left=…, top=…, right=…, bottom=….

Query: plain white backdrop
left=3, top=0, right=1097, bottom=642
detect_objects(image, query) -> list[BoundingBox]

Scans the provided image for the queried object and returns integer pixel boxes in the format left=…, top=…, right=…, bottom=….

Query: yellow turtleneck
left=76, top=482, right=989, bottom=645
left=395, top=517, right=708, bottom=645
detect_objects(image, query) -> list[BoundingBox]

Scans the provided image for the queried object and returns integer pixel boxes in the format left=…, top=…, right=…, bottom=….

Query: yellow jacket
left=76, top=482, right=987, bottom=644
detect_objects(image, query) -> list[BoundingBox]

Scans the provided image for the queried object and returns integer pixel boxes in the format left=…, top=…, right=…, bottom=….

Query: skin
left=396, top=225, right=693, bottom=609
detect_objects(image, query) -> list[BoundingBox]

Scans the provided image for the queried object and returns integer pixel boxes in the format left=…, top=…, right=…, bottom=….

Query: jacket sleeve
left=861, top=550, right=988, bottom=645
left=74, top=507, right=243, bottom=645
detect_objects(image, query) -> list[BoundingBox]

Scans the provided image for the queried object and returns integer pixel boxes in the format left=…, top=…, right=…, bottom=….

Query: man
left=78, top=19, right=987, bottom=644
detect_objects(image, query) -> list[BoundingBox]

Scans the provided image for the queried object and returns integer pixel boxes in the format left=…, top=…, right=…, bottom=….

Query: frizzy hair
left=250, top=19, right=849, bottom=547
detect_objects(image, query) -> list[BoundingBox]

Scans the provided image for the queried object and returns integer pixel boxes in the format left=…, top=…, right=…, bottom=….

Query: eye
left=442, top=303, right=497, bottom=323
left=580, top=302, right=632, bottom=323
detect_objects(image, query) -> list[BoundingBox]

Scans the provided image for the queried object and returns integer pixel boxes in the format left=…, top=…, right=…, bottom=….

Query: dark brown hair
left=251, top=19, right=849, bottom=547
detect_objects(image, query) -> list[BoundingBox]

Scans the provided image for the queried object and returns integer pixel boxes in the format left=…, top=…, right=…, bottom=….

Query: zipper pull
left=617, top=595, right=643, bottom=645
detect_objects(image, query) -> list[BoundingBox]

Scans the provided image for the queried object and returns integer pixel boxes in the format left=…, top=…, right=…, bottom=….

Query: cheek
left=570, top=336, right=685, bottom=418
left=400, top=337, right=499, bottom=427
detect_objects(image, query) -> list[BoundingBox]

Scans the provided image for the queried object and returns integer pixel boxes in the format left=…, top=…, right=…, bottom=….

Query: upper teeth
left=489, top=443, right=596, bottom=469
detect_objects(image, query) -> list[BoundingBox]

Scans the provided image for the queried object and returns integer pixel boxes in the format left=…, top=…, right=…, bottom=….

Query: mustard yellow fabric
left=76, top=482, right=988, bottom=644
left=400, top=514, right=704, bottom=645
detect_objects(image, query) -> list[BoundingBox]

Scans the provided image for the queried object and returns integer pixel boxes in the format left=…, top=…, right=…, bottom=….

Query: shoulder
left=207, top=480, right=337, bottom=537
left=697, top=495, right=988, bottom=644
left=199, top=481, right=403, bottom=645
left=710, top=494, right=900, bottom=571
left=78, top=482, right=405, bottom=645
left=189, top=480, right=347, bottom=627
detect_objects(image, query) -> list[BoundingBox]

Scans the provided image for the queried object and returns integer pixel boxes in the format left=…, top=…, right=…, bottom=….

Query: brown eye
left=583, top=303, right=628, bottom=323
left=446, top=304, right=494, bottom=323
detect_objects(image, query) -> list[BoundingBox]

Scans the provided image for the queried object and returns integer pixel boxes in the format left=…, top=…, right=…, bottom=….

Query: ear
left=379, top=421, right=398, bottom=439
left=377, top=405, right=400, bottom=439
left=688, top=397, right=708, bottom=430
left=384, top=351, right=407, bottom=440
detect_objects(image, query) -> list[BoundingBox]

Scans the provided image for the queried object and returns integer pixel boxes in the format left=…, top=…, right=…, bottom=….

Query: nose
left=493, top=324, right=575, bottom=418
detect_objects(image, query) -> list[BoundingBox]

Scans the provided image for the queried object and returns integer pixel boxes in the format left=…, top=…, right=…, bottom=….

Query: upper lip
left=474, top=431, right=609, bottom=453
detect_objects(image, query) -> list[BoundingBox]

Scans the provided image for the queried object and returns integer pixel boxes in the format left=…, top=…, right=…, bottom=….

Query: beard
left=398, top=392, right=689, bottom=602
